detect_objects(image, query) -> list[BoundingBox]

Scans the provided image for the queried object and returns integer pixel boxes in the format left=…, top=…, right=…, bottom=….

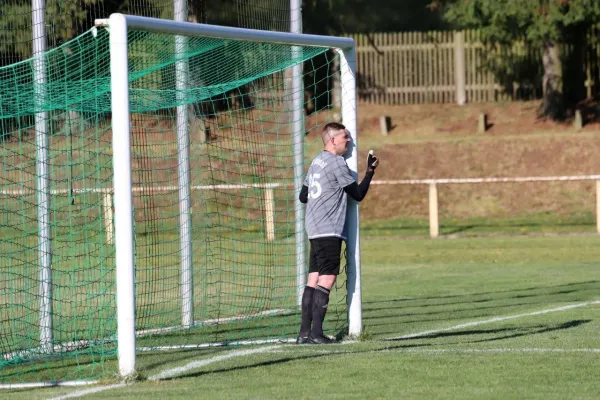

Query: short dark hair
left=322, top=122, right=346, bottom=135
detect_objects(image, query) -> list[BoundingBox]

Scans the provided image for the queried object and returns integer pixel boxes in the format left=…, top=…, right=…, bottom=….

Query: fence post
left=264, top=187, right=275, bottom=242
left=454, top=31, right=466, bottom=105
left=429, top=182, right=439, bottom=238
left=585, top=53, right=593, bottom=99
left=102, top=191, right=114, bottom=245
left=596, top=181, right=600, bottom=234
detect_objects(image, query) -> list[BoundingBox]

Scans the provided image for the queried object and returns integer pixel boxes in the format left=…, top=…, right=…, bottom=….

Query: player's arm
left=344, top=150, right=379, bottom=202
left=344, top=174, right=372, bottom=202
left=299, top=184, right=309, bottom=203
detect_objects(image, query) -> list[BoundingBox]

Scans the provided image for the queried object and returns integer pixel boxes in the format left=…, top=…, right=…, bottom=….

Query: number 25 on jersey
left=308, top=173, right=321, bottom=199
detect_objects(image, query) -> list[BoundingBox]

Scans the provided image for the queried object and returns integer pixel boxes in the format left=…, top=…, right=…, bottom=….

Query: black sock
left=310, top=285, right=330, bottom=338
left=299, top=286, right=315, bottom=336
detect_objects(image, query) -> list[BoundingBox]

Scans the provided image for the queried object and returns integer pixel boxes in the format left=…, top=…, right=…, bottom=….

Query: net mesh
left=0, top=0, right=295, bottom=66
left=0, top=24, right=346, bottom=383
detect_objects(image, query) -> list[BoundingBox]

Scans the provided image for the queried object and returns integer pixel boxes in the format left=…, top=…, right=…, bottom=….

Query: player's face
left=332, top=129, right=351, bottom=155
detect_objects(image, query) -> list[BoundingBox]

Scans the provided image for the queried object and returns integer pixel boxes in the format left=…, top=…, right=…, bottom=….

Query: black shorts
left=309, top=237, right=343, bottom=276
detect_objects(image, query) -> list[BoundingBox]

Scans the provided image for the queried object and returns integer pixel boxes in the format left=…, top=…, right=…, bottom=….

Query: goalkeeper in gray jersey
left=297, top=122, right=379, bottom=344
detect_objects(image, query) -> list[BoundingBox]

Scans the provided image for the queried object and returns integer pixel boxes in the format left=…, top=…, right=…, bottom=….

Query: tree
left=302, top=0, right=446, bottom=35
left=431, top=0, right=600, bottom=119
left=0, top=1, right=101, bottom=62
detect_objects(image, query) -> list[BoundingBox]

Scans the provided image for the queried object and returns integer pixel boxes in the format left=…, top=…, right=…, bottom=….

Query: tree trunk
left=564, top=29, right=587, bottom=106
left=188, top=0, right=207, bottom=24
left=541, top=43, right=564, bottom=120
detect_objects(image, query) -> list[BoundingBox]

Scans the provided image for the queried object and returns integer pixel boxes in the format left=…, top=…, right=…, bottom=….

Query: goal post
left=100, top=13, right=361, bottom=378
left=32, top=0, right=53, bottom=356
left=173, top=0, right=194, bottom=331
left=290, top=0, right=306, bottom=311
left=0, top=13, right=361, bottom=385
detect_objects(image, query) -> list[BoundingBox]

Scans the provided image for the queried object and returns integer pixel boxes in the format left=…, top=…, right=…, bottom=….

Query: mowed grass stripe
left=384, top=300, right=600, bottom=340
left=2, top=235, right=599, bottom=399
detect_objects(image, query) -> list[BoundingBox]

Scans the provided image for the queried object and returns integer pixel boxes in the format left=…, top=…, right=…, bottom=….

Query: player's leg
left=309, top=237, right=342, bottom=344
left=297, top=241, right=320, bottom=344
left=316, top=274, right=336, bottom=289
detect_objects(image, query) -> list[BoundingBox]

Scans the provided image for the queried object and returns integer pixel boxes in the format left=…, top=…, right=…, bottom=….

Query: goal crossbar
left=94, top=15, right=355, bottom=50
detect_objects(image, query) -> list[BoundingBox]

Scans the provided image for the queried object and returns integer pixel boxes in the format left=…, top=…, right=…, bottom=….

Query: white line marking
left=0, top=381, right=98, bottom=390
left=2, top=308, right=293, bottom=362
left=46, top=344, right=285, bottom=398
left=373, top=175, right=600, bottom=185
left=271, top=347, right=600, bottom=355
left=7, top=174, right=600, bottom=196
left=2, top=340, right=93, bottom=362
left=384, top=300, right=600, bottom=341
left=137, top=338, right=295, bottom=352
left=148, top=345, right=280, bottom=381
left=398, top=348, right=600, bottom=354
left=137, top=309, right=294, bottom=336
left=47, top=383, right=127, bottom=400
left=138, top=336, right=352, bottom=352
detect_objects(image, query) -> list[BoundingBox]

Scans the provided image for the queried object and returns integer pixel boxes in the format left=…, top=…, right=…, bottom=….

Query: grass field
left=3, top=231, right=599, bottom=399
left=3, top=100, right=600, bottom=397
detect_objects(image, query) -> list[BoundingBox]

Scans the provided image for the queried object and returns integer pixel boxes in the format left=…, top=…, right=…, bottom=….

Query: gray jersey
left=304, top=151, right=356, bottom=240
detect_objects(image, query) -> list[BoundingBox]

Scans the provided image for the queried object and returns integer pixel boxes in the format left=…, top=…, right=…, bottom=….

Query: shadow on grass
left=361, top=214, right=597, bottom=237
left=159, top=343, right=435, bottom=381
left=362, top=301, right=540, bottom=323
left=140, top=348, right=231, bottom=372
left=383, top=320, right=590, bottom=343
left=164, top=320, right=589, bottom=381
left=6, top=319, right=589, bottom=386
left=442, top=221, right=595, bottom=236
left=140, top=282, right=598, bottom=375
left=362, top=289, right=588, bottom=314
left=362, top=280, right=600, bottom=306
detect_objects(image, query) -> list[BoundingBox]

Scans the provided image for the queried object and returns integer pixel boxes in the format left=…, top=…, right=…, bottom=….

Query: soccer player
left=297, top=122, right=379, bottom=344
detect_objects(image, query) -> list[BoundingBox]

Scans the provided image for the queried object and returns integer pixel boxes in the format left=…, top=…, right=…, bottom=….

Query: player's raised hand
left=367, top=150, right=379, bottom=171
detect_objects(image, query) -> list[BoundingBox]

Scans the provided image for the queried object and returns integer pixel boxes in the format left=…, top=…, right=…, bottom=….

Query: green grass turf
left=360, top=211, right=597, bottom=237
left=4, top=233, right=600, bottom=399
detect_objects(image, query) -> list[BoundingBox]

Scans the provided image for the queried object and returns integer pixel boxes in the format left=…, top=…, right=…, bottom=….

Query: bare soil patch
left=342, top=100, right=600, bottom=221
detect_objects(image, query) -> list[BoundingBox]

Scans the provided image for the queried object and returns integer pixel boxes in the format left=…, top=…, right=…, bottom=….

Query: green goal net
left=0, top=22, right=350, bottom=384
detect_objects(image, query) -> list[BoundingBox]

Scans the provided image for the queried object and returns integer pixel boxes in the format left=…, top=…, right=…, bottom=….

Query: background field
left=4, top=233, right=599, bottom=399
left=3, top=101, right=600, bottom=399
left=325, top=101, right=600, bottom=236
left=2, top=0, right=599, bottom=397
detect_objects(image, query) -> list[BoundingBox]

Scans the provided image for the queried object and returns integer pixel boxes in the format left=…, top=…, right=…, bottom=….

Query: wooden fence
left=350, top=30, right=600, bottom=105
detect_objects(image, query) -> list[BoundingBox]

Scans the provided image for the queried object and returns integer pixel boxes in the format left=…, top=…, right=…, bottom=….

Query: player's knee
left=306, top=272, right=319, bottom=287
left=316, top=274, right=336, bottom=290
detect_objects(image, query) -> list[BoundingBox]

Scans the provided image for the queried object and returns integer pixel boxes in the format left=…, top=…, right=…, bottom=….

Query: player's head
left=321, top=122, right=351, bottom=156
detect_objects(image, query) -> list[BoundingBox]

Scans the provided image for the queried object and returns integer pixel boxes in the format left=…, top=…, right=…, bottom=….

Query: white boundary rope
left=3, top=175, right=600, bottom=196
left=372, top=175, right=600, bottom=185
